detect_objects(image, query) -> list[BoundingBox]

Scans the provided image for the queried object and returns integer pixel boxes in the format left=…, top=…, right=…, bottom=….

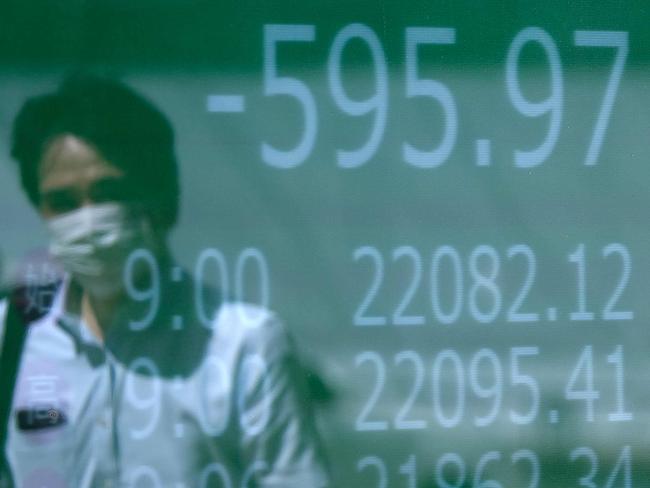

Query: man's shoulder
left=209, top=301, right=291, bottom=358
left=214, top=302, right=274, bottom=330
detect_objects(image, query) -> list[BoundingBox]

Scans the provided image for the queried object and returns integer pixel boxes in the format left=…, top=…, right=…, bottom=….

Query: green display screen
left=1, top=1, right=649, bottom=486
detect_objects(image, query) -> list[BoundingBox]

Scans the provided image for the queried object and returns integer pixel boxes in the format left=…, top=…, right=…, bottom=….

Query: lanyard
left=0, top=283, right=59, bottom=486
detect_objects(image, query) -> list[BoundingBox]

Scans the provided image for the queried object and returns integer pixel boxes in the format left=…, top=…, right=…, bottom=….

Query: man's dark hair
left=10, top=74, right=180, bottom=231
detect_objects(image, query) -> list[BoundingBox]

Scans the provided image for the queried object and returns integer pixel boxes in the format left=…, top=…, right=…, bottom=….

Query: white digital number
left=357, top=456, right=388, bottom=488
left=509, top=347, right=539, bottom=425
left=430, top=245, right=463, bottom=325
left=607, top=345, right=633, bottom=422
left=392, top=246, right=425, bottom=326
left=125, top=357, right=161, bottom=440
left=468, top=245, right=501, bottom=323
left=601, top=243, right=632, bottom=320
left=571, top=447, right=598, bottom=488
left=436, top=451, right=538, bottom=488
left=571, top=446, right=632, bottom=488
left=436, top=453, right=466, bottom=488
left=606, top=445, right=632, bottom=488
left=355, top=351, right=388, bottom=431
left=199, top=463, right=233, bottom=488
left=432, top=349, right=464, bottom=428
left=199, top=355, right=231, bottom=436
left=565, top=345, right=600, bottom=422
left=393, top=351, right=426, bottom=430
left=399, top=454, right=417, bottom=488
left=473, top=451, right=502, bottom=488
left=195, top=248, right=229, bottom=328
left=569, top=243, right=594, bottom=321
left=129, top=465, right=162, bottom=487
left=328, top=23, right=388, bottom=168
left=511, top=449, right=540, bottom=488
left=124, top=248, right=160, bottom=331
left=195, top=248, right=270, bottom=329
left=351, top=243, right=638, bottom=326
left=506, top=27, right=563, bottom=168
left=353, top=246, right=386, bottom=326
left=574, top=31, right=628, bottom=165
left=403, top=27, right=457, bottom=167
left=469, top=349, right=503, bottom=427
left=506, top=244, right=539, bottom=322
left=235, top=248, right=271, bottom=325
left=262, top=24, right=317, bottom=168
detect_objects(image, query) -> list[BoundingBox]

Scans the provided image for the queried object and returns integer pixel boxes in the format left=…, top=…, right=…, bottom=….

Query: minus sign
left=206, top=95, right=246, bottom=113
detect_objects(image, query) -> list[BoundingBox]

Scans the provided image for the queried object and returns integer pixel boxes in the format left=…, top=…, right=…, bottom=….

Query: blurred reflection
left=0, top=75, right=330, bottom=487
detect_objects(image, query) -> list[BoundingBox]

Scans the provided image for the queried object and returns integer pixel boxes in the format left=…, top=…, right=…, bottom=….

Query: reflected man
left=1, top=75, right=329, bottom=487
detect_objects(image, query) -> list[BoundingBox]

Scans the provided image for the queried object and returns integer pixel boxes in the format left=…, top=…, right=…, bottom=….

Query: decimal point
left=476, top=139, right=491, bottom=166
left=549, top=410, right=559, bottom=424
left=546, top=307, right=557, bottom=321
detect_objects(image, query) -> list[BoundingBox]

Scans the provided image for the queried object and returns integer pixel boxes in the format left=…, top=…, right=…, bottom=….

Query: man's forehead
left=38, top=135, right=124, bottom=190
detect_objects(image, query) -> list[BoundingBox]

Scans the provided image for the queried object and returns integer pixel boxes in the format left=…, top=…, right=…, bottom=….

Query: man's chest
left=7, top=340, right=242, bottom=487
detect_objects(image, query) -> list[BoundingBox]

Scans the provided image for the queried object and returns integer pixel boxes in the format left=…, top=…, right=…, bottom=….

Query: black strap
left=0, top=289, right=28, bottom=486
left=0, top=284, right=59, bottom=486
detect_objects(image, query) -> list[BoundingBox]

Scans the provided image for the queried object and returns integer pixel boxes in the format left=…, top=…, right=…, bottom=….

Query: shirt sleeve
left=234, top=309, right=330, bottom=488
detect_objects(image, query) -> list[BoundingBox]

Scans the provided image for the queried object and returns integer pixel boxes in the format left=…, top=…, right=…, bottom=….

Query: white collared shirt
left=1, top=275, right=329, bottom=487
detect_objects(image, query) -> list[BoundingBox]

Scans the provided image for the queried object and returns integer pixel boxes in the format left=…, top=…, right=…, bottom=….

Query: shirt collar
left=49, top=275, right=105, bottom=352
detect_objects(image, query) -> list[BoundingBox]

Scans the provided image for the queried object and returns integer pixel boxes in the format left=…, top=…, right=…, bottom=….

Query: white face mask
left=47, top=203, right=154, bottom=298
